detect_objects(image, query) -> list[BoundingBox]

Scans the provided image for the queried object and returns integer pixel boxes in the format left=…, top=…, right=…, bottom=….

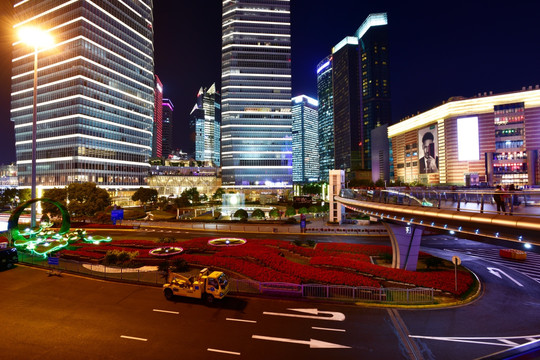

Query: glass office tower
left=221, top=0, right=292, bottom=188
left=161, top=99, right=174, bottom=158
left=332, top=37, right=362, bottom=172
left=11, top=0, right=154, bottom=189
left=292, top=95, right=319, bottom=183
left=316, top=55, right=334, bottom=182
left=153, top=75, right=163, bottom=158
left=190, top=84, right=221, bottom=166
left=356, top=13, right=391, bottom=170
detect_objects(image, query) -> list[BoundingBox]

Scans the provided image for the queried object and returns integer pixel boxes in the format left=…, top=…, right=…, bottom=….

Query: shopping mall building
left=387, top=87, right=540, bottom=186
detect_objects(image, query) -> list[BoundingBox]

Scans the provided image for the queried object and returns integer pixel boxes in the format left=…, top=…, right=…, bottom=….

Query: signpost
left=452, top=255, right=461, bottom=292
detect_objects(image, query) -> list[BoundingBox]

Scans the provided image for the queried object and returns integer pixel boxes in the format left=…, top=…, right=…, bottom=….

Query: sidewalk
left=122, top=216, right=388, bottom=237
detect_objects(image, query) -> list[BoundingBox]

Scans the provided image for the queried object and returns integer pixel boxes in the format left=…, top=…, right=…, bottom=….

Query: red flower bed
left=58, top=236, right=474, bottom=295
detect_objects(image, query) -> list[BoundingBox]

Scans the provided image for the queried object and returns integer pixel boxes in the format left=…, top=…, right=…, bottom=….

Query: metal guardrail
left=229, top=279, right=434, bottom=304
left=342, top=188, right=540, bottom=217
left=19, top=253, right=434, bottom=304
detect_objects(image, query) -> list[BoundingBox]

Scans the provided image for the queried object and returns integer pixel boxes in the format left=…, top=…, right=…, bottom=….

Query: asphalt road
left=3, top=235, right=540, bottom=360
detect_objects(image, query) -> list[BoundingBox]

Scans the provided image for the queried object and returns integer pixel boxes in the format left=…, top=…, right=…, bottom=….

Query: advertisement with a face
left=418, top=125, right=438, bottom=174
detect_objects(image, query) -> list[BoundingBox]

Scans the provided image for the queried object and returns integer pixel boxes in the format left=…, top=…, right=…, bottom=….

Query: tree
left=212, top=188, right=225, bottom=202
left=298, top=207, right=308, bottom=214
left=233, top=208, right=248, bottom=220
left=131, top=187, right=158, bottom=206
left=42, top=188, right=68, bottom=217
left=302, top=183, right=322, bottom=196
left=251, top=208, right=265, bottom=219
left=285, top=207, right=296, bottom=217
left=375, top=179, right=386, bottom=188
left=182, top=187, right=200, bottom=204
left=173, top=194, right=190, bottom=208
left=67, top=182, right=111, bottom=218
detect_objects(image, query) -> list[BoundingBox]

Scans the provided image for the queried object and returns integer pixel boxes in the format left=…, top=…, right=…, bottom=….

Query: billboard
left=418, top=125, right=439, bottom=174
left=457, top=117, right=479, bottom=161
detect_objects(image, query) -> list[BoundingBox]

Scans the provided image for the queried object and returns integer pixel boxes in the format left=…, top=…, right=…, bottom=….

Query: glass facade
left=316, top=55, right=334, bottom=182
left=153, top=75, right=163, bottom=158
left=493, top=102, right=528, bottom=185
left=332, top=39, right=362, bottom=172
left=221, top=0, right=292, bottom=188
left=292, top=95, right=319, bottom=183
left=190, top=84, right=221, bottom=166
left=11, top=0, right=154, bottom=189
left=161, top=98, right=174, bottom=158
left=357, top=13, right=391, bottom=170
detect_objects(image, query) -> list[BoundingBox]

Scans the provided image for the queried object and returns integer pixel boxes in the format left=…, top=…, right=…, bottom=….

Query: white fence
left=228, top=279, right=434, bottom=304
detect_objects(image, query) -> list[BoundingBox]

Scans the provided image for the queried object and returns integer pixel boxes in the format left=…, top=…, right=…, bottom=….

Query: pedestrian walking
left=493, top=185, right=506, bottom=214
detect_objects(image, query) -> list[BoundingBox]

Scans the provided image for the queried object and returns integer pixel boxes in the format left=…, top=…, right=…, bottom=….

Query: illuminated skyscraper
left=221, top=0, right=292, bottom=188
left=162, top=99, right=174, bottom=158
left=316, top=55, right=334, bottom=182
left=190, top=84, right=221, bottom=166
left=292, top=95, right=319, bottom=183
left=11, top=0, right=154, bottom=189
left=153, top=75, right=163, bottom=158
left=331, top=13, right=390, bottom=178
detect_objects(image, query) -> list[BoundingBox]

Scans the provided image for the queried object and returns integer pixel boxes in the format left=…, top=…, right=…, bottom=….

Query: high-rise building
left=221, top=0, right=292, bottom=188
left=190, top=84, right=221, bottom=166
left=316, top=55, right=334, bottom=182
left=330, top=13, right=390, bottom=179
left=162, top=99, right=174, bottom=158
left=332, top=37, right=362, bottom=172
left=292, top=95, right=319, bottom=183
left=153, top=75, right=163, bottom=158
left=357, top=13, right=391, bottom=169
left=11, top=0, right=154, bottom=189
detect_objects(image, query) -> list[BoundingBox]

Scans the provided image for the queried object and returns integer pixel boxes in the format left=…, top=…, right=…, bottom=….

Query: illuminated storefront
left=388, top=88, right=540, bottom=186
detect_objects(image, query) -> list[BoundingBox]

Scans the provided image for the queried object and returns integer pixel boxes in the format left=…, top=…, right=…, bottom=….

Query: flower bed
left=56, top=236, right=475, bottom=296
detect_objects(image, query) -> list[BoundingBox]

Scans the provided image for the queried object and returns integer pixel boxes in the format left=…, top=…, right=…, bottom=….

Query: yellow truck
left=163, top=268, right=229, bottom=303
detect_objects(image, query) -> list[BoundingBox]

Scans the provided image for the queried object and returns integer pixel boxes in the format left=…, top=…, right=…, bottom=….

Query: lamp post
left=18, top=28, right=54, bottom=228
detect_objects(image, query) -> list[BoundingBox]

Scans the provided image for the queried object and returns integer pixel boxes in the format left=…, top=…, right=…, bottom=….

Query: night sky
left=1, top=0, right=540, bottom=164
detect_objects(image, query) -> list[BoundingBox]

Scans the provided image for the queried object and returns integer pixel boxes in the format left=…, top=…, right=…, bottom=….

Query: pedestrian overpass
left=328, top=170, right=540, bottom=271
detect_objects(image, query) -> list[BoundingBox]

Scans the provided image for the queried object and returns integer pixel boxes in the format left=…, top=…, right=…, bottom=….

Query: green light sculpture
left=8, top=198, right=71, bottom=257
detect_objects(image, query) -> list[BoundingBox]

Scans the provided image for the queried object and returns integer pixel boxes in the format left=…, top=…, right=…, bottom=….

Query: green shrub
left=269, top=208, right=280, bottom=218
left=298, top=207, right=308, bottom=214
left=307, top=205, right=319, bottom=214
left=251, top=208, right=265, bottom=219
left=234, top=209, right=248, bottom=219
left=285, top=207, right=296, bottom=217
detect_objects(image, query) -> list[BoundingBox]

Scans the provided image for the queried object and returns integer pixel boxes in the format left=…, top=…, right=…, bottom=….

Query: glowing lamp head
left=18, top=27, right=54, bottom=49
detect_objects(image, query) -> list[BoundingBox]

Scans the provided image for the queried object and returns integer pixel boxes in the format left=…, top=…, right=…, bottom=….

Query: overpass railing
left=341, top=188, right=540, bottom=217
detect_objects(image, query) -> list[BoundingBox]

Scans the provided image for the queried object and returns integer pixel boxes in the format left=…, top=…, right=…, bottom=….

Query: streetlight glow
left=17, top=27, right=55, bottom=228
left=17, top=27, right=54, bottom=49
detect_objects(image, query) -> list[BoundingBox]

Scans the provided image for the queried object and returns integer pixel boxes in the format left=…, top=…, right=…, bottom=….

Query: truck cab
left=163, top=268, right=229, bottom=303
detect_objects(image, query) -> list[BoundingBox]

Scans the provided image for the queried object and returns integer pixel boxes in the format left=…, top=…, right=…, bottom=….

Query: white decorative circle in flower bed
left=149, top=246, right=183, bottom=256
left=208, top=238, right=247, bottom=246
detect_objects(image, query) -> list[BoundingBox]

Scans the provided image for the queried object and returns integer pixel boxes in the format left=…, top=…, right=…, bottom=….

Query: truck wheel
left=164, top=288, right=174, bottom=300
left=6, top=262, right=13, bottom=270
left=205, top=294, right=214, bottom=304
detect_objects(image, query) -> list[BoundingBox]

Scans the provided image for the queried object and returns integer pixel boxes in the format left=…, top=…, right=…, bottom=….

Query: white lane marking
left=263, top=308, right=345, bottom=321
left=252, top=335, right=351, bottom=349
left=120, top=335, right=147, bottom=342
left=312, top=326, right=346, bottom=332
left=487, top=267, right=524, bottom=287
left=153, top=309, right=180, bottom=314
left=226, top=318, right=257, bottom=323
left=207, top=348, right=241, bottom=356
left=409, top=334, right=540, bottom=347
left=500, top=339, right=519, bottom=346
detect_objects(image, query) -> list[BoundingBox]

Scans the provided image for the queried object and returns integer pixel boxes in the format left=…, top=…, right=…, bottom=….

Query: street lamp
left=18, top=27, right=54, bottom=228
